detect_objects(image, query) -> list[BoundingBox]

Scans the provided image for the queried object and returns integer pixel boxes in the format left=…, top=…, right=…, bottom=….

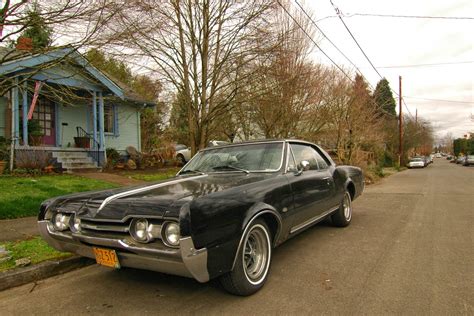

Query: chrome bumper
left=38, top=220, right=209, bottom=283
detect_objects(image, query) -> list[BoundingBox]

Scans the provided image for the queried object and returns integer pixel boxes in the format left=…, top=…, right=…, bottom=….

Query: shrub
left=0, top=136, right=9, bottom=162
left=15, top=149, right=51, bottom=172
left=106, top=147, right=121, bottom=168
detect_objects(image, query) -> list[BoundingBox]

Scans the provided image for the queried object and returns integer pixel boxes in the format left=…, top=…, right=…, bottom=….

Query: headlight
left=129, top=218, right=163, bottom=243
left=163, top=222, right=180, bottom=247
left=53, top=213, right=70, bottom=231
left=70, top=215, right=81, bottom=233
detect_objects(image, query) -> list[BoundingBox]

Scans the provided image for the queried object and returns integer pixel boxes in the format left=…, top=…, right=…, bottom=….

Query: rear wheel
left=219, top=219, right=272, bottom=296
left=331, top=191, right=352, bottom=227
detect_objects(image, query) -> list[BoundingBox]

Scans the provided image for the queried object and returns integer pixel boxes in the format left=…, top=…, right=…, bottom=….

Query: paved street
left=0, top=159, right=472, bottom=315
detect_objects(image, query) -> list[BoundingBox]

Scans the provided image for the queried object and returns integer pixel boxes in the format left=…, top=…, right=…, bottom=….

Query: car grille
left=79, top=219, right=130, bottom=237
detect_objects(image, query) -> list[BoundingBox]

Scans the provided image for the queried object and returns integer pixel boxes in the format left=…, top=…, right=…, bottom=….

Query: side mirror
left=300, top=160, right=310, bottom=171
left=296, top=160, right=310, bottom=175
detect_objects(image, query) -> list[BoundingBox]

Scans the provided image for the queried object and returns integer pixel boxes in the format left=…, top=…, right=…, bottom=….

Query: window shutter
left=113, top=104, right=119, bottom=137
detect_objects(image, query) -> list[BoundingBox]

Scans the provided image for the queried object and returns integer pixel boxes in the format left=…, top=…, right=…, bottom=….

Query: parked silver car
left=407, top=157, right=425, bottom=168
left=463, top=155, right=474, bottom=166
left=175, top=144, right=191, bottom=164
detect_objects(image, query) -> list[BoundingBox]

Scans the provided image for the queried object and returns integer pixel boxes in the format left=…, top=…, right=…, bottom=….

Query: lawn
left=0, top=237, right=70, bottom=272
left=120, top=167, right=181, bottom=182
left=0, top=175, right=118, bottom=220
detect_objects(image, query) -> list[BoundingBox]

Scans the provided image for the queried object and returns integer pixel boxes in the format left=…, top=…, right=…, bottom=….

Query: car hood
left=48, top=173, right=277, bottom=221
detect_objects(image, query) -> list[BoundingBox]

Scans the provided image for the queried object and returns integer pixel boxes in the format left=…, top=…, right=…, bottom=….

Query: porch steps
left=52, top=151, right=101, bottom=173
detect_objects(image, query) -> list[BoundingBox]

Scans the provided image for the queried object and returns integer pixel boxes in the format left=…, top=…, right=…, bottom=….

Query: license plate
left=93, top=247, right=120, bottom=269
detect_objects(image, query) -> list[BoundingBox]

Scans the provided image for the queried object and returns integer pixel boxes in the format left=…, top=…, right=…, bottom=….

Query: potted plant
left=28, top=120, right=44, bottom=146
left=74, top=136, right=90, bottom=148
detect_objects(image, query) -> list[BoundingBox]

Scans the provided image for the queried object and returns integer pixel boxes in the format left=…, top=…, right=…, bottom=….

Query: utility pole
left=415, top=108, right=418, bottom=125
left=398, top=76, right=403, bottom=166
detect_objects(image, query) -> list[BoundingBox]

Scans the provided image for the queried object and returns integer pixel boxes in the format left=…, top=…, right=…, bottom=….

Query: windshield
left=180, top=142, right=284, bottom=173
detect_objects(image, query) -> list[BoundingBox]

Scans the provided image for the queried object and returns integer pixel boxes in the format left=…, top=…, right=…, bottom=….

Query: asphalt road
left=0, top=159, right=472, bottom=315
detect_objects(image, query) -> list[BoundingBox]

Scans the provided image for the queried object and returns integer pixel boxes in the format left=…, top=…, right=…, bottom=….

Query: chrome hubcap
left=343, top=192, right=352, bottom=221
left=243, top=226, right=269, bottom=284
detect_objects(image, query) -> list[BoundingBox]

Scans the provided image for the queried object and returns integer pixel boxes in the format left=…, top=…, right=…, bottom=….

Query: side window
left=314, top=150, right=329, bottom=169
left=290, top=144, right=319, bottom=170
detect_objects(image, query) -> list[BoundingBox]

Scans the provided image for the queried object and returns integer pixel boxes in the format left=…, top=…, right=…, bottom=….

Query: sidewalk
left=0, top=172, right=146, bottom=243
left=0, top=217, right=38, bottom=243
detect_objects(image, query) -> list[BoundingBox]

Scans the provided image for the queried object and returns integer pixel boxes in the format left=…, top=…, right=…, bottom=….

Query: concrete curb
left=0, top=256, right=94, bottom=292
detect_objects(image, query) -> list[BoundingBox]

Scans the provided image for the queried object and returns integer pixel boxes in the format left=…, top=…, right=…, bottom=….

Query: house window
left=89, top=104, right=118, bottom=136
left=104, top=105, right=114, bottom=133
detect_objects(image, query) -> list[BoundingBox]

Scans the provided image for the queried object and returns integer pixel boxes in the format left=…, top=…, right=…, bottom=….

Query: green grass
left=0, top=237, right=71, bottom=272
left=123, top=167, right=181, bottom=182
left=0, top=175, right=118, bottom=220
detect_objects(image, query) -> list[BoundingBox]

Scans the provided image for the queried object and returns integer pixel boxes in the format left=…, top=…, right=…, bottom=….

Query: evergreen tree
left=21, top=2, right=53, bottom=50
left=373, top=78, right=396, bottom=117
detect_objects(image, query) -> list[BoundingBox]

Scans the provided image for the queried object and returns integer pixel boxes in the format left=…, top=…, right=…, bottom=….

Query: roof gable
left=0, top=47, right=124, bottom=99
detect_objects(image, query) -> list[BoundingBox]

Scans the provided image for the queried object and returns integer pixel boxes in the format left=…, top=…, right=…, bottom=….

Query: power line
left=376, top=60, right=474, bottom=68
left=294, top=0, right=365, bottom=77
left=316, top=13, right=474, bottom=22
left=275, top=0, right=354, bottom=83
left=329, top=0, right=384, bottom=80
left=403, top=96, right=474, bottom=104
left=329, top=0, right=415, bottom=120
left=341, top=13, right=474, bottom=20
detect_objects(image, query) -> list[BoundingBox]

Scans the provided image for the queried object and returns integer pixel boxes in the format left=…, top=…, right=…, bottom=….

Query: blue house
left=0, top=47, right=155, bottom=171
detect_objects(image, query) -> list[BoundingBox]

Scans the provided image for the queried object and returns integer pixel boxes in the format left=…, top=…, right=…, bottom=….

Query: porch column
left=92, top=91, right=97, bottom=149
left=12, top=77, right=20, bottom=145
left=22, top=80, right=28, bottom=146
left=98, top=91, right=105, bottom=150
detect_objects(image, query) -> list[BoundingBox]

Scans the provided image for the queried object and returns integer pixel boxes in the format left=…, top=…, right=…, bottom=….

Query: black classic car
left=38, top=139, right=364, bottom=295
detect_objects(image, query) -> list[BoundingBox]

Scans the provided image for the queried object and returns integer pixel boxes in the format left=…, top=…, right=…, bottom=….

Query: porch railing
left=76, top=126, right=101, bottom=166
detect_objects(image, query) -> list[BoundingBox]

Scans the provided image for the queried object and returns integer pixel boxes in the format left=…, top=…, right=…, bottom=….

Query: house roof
left=0, top=46, right=156, bottom=106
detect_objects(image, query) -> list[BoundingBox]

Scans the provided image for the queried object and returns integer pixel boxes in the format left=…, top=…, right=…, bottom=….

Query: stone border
left=0, top=256, right=94, bottom=292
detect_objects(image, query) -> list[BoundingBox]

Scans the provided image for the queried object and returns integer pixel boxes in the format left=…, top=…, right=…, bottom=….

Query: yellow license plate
left=93, top=247, right=120, bottom=269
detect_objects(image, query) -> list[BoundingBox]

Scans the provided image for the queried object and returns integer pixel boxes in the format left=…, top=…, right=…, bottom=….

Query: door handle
left=322, top=177, right=331, bottom=185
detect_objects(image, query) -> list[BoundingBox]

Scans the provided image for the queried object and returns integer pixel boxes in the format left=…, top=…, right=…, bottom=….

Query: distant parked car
left=456, top=156, right=465, bottom=164
left=463, top=155, right=474, bottom=166
left=175, top=144, right=191, bottom=165
left=407, top=157, right=425, bottom=168
left=446, top=155, right=453, bottom=160
left=435, top=153, right=442, bottom=158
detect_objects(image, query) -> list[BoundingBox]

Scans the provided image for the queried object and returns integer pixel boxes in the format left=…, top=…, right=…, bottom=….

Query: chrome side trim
left=98, top=175, right=208, bottom=211
left=180, top=237, right=209, bottom=283
left=231, top=210, right=283, bottom=271
left=290, top=206, right=339, bottom=234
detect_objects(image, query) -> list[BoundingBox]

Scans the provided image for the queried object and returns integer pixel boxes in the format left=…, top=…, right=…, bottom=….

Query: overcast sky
left=304, top=0, right=473, bottom=139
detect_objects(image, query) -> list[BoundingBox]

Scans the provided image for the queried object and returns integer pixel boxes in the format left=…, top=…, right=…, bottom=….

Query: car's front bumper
left=38, top=220, right=209, bottom=283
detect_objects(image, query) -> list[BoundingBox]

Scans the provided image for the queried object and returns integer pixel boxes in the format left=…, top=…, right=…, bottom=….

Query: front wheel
left=219, top=219, right=272, bottom=296
left=331, top=191, right=352, bottom=227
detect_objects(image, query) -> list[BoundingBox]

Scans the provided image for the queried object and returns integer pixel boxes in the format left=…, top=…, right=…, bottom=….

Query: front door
left=32, top=97, right=55, bottom=146
left=286, top=143, right=336, bottom=233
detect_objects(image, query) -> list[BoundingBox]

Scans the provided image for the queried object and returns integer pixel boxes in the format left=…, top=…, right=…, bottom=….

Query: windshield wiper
left=179, top=169, right=206, bottom=175
left=212, top=165, right=250, bottom=174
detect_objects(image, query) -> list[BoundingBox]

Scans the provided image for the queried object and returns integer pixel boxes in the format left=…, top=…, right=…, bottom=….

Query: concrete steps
left=52, top=151, right=101, bottom=173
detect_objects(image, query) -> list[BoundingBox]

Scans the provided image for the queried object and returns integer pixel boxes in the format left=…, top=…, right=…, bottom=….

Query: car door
left=286, top=143, right=336, bottom=233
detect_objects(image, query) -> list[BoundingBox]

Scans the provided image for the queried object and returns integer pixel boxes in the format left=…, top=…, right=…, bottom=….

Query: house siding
left=57, top=103, right=89, bottom=148
left=104, top=104, right=140, bottom=152
left=0, top=97, right=6, bottom=138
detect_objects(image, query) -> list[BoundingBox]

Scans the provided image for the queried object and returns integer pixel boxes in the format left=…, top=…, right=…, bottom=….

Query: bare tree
left=107, top=0, right=273, bottom=154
